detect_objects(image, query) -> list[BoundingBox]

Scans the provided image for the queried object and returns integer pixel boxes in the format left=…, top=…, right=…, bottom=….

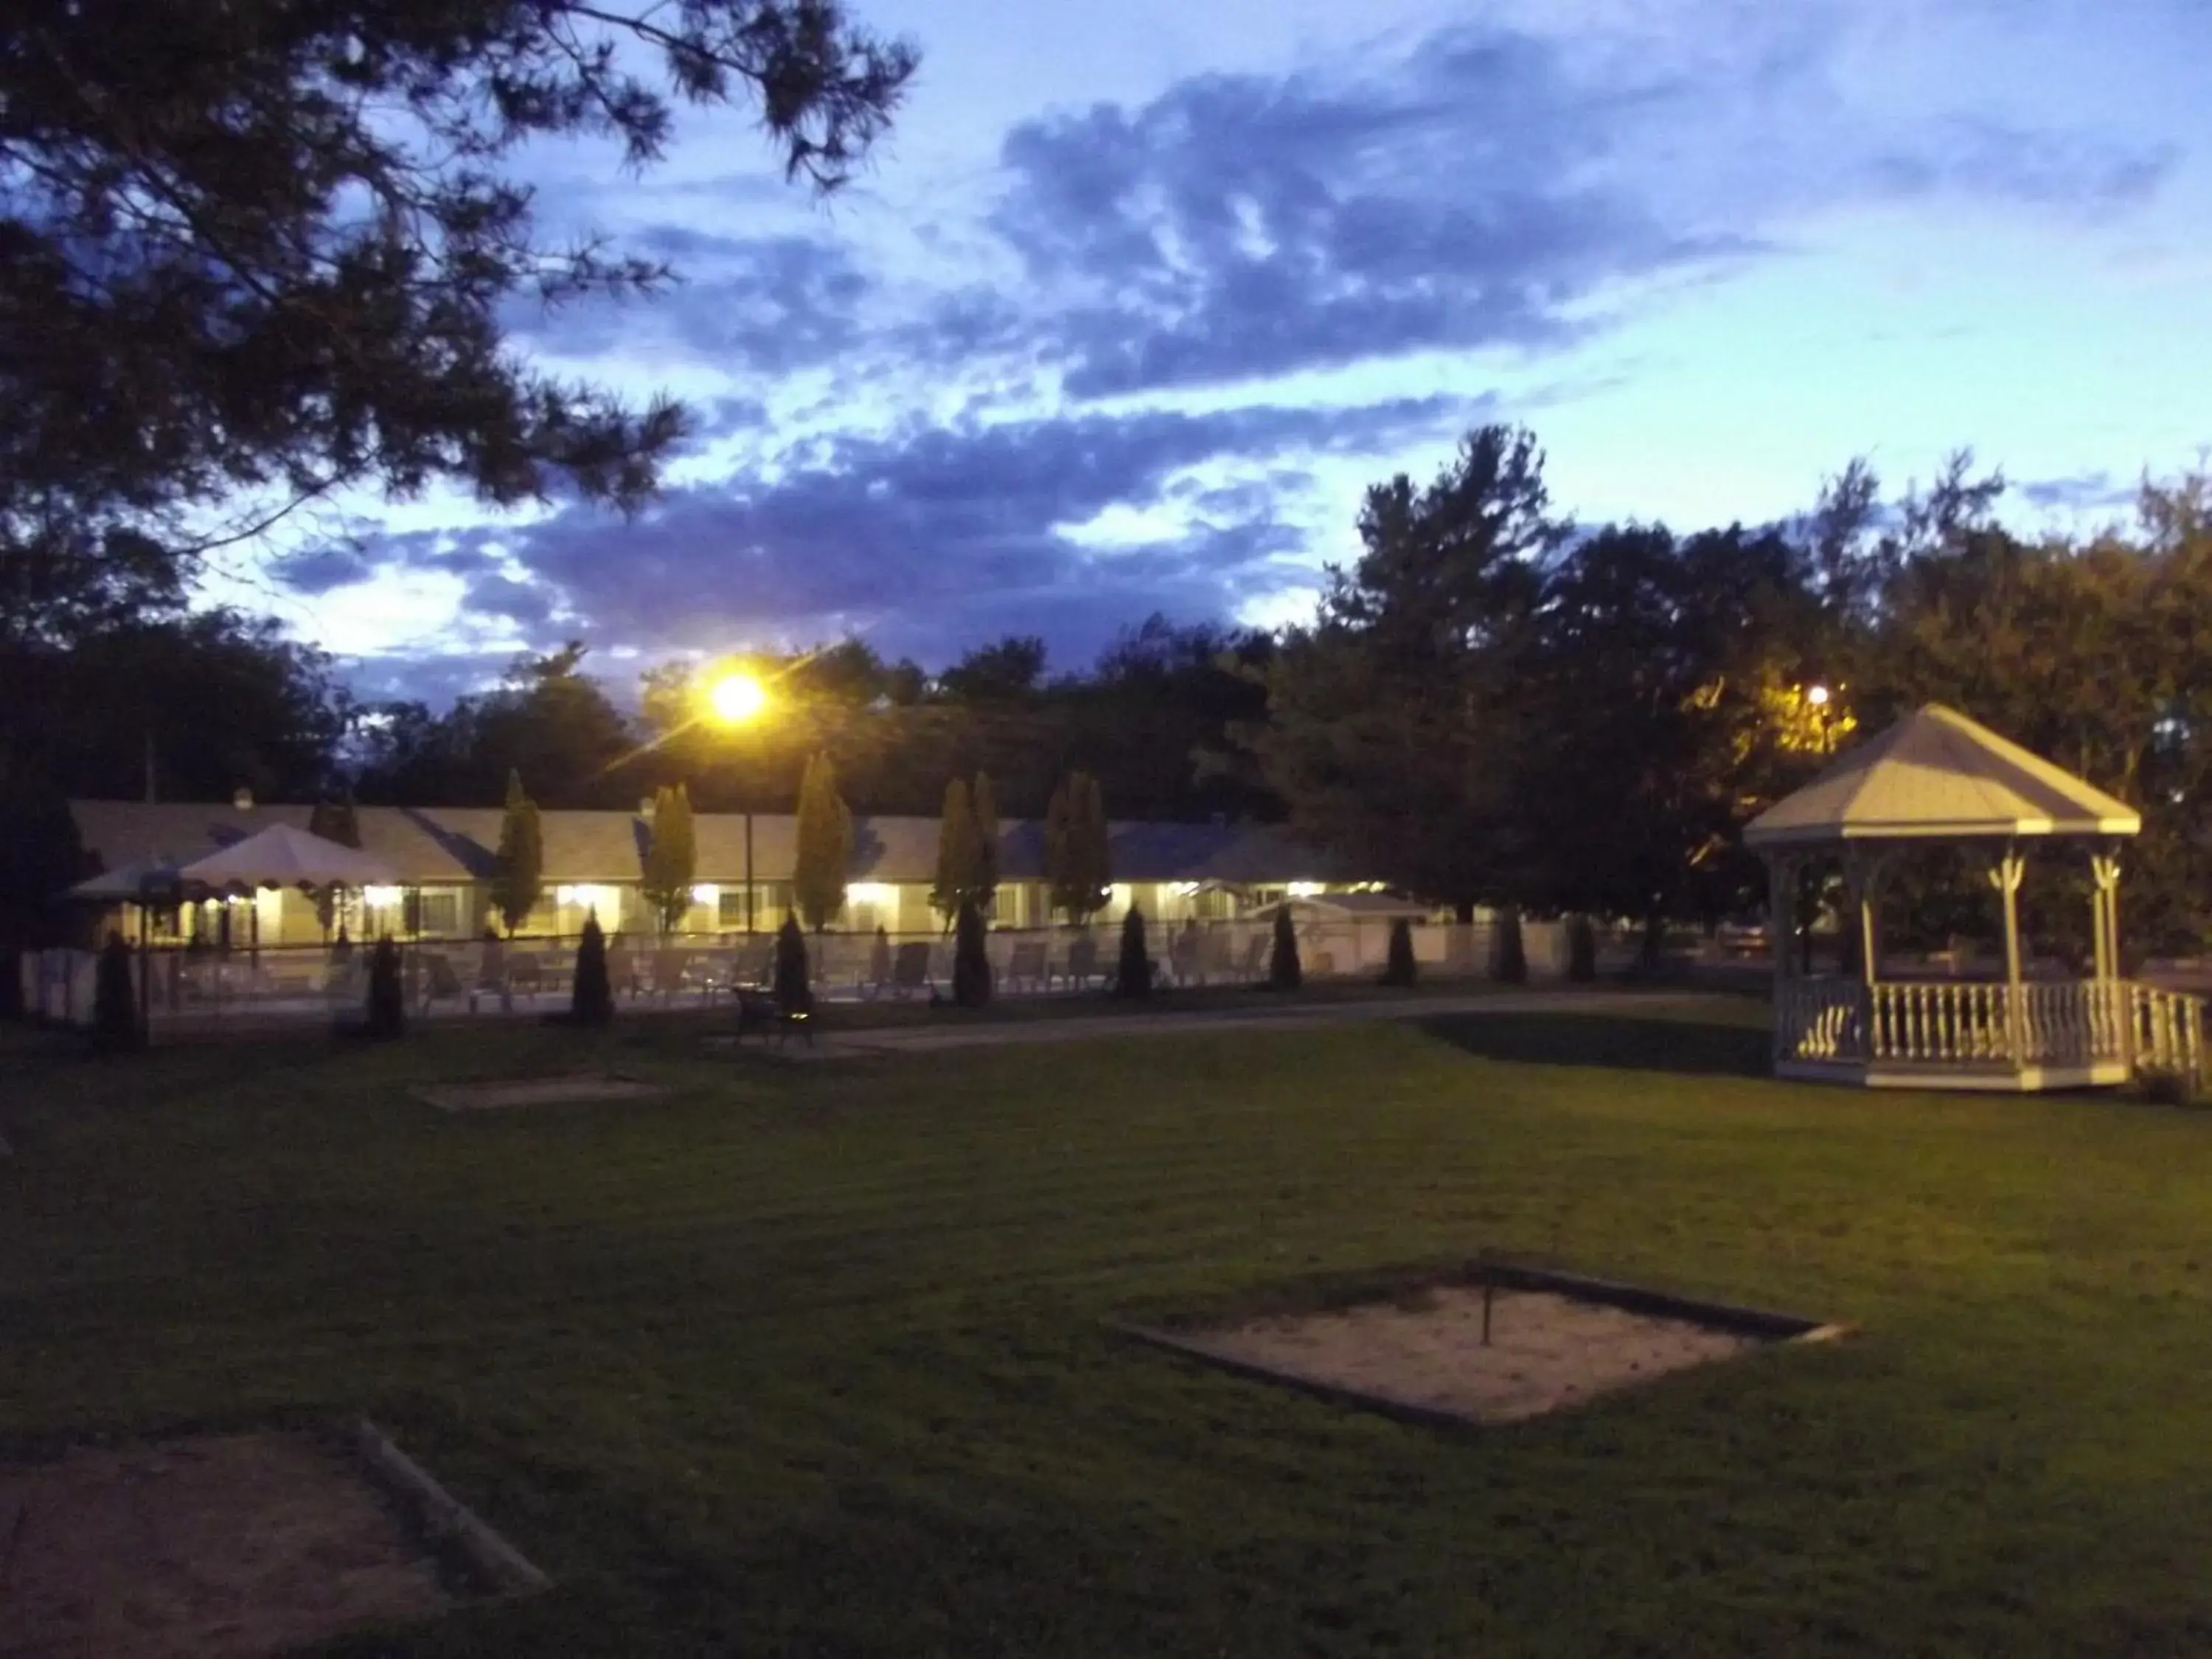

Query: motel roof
left=69, top=801, right=1349, bottom=888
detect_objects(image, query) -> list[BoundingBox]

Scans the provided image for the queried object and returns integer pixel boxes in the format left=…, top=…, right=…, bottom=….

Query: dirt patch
left=412, top=1071, right=664, bottom=1111
left=0, top=1431, right=451, bottom=1659
left=1164, top=1285, right=1766, bottom=1424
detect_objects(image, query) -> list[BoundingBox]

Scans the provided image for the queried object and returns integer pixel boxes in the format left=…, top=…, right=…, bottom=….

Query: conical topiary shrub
left=92, top=930, right=143, bottom=1053
left=1269, top=904, right=1302, bottom=991
left=366, top=936, right=406, bottom=1039
left=1381, top=916, right=1417, bottom=987
left=869, top=923, right=891, bottom=990
left=1116, top=906, right=1152, bottom=998
left=952, top=899, right=992, bottom=1008
left=775, top=914, right=813, bottom=1016
left=1492, top=906, right=1528, bottom=984
left=571, top=913, right=613, bottom=1026
left=1568, top=914, right=1598, bottom=982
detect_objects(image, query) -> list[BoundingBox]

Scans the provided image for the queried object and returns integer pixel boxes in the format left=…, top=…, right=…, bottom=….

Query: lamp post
left=705, top=669, right=772, bottom=934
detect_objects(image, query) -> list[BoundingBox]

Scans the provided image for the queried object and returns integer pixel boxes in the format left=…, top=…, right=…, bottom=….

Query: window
left=417, top=891, right=460, bottom=936
left=717, top=883, right=792, bottom=928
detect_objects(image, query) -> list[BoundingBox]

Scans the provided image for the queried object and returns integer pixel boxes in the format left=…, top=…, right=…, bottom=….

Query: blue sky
left=232, top=0, right=2212, bottom=706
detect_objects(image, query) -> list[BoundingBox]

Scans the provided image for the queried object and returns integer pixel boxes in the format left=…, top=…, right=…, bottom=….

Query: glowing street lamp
left=709, top=670, right=769, bottom=726
left=702, top=667, right=774, bottom=933
left=1806, top=684, right=1832, bottom=708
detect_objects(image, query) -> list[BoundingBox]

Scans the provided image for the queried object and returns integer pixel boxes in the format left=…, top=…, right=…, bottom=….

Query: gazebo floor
left=1778, top=1057, right=2132, bottom=1093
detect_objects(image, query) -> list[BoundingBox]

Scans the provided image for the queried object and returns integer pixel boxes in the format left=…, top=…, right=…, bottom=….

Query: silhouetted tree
left=571, top=914, right=613, bottom=1026
left=1116, top=907, right=1152, bottom=998
left=92, top=931, right=142, bottom=1052
left=774, top=914, right=813, bottom=1016
left=952, top=900, right=992, bottom=1008
left=1270, top=905, right=1302, bottom=990
left=1382, top=917, right=1417, bottom=987
left=366, top=937, right=405, bottom=1039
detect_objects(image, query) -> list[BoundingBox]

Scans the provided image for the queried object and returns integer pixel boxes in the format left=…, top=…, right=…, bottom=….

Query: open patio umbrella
left=69, top=855, right=188, bottom=902
left=176, top=823, right=397, bottom=891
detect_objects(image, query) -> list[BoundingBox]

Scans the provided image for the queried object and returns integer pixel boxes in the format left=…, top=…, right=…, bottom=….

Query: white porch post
left=1989, top=846, right=2028, bottom=1070
left=1844, top=848, right=1888, bottom=1065
left=2091, top=848, right=2125, bottom=1068
left=1766, top=851, right=1795, bottom=1062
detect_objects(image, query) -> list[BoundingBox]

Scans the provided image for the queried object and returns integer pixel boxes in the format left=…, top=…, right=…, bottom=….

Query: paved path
left=804, top=989, right=1711, bottom=1057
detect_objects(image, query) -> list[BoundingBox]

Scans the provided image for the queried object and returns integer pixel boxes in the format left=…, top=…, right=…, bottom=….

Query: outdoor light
left=1806, top=684, right=1832, bottom=707
left=1286, top=881, right=1327, bottom=897
left=847, top=882, right=897, bottom=906
left=361, top=885, right=403, bottom=907
left=691, top=883, right=718, bottom=906
left=708, top=670, right=768, bottom=726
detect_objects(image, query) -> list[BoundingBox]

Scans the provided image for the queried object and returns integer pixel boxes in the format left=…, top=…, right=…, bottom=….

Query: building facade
left=69, top=799, right=1382, bottom=946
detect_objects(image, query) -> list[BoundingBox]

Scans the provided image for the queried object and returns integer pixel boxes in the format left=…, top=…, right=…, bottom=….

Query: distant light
left=691, top=883, right=718, bottom=906
left=361, top=885, right=403, bottom=907
left=708, top=671, right=769, bottom=726
left=1806, top=684, right=1831, bottom=707
left=1287, top=881, right=1327, bottom=897
left=847, top=882, right=897, bottom=906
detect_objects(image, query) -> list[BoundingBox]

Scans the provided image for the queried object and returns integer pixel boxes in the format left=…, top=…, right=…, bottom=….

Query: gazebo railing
left=1778, top=977, right=2205, bottom=1077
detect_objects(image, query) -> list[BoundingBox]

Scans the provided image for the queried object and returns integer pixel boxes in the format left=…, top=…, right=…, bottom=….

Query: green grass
left=4, top=1004, right=2212, bottom=1657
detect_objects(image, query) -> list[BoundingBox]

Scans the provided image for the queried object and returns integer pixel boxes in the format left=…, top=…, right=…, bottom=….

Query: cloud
left=267, top=544, right=377, bottom=596
left=970, top=15, right=2175, bottom=400
left=2017, top=470, right=2138, bottom=513
left=384, top=393, right=1482, bottom=667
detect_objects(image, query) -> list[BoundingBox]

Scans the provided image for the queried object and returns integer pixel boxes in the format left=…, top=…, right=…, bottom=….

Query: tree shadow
left=1414, top=1010, right=1770, bottom=1078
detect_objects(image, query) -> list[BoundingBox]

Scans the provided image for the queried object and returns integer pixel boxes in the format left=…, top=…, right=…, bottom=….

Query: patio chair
left=1237, top=933, right=1270, bottom=982
left=1057, top=937, right=1099, bottom=991
left=733, top=984, right=813, bottom=1048
left=732, top=936, right=776, bottom=990
left=889, top=941, right=933, bottom=999
left=649, top=947, right=690, bottom=1004
left=508, top=953, right=545, bottom=995
left=1198, top=930, right=1234, bottom=983
left=1169, top=925, right=1203, bottom=987
left=417, top=952, right=467, bottom=1015
left=1006, top=939, right=1048, bottom=992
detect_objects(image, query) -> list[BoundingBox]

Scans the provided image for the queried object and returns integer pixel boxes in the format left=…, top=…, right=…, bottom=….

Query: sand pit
left=0, top=1431, right=452, bottom=1659
left=1128, top=1270, right=1840, bottom=1426
left=413, top=1071, right=664, bottom=1111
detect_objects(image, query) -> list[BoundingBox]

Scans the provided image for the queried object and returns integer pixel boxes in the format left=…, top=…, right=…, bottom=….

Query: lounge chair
left=1006, top=939, right=1048, bottom=992
left=1057, top=937, right=1099, bottom=990
left=1238, top=933, right=1270, bottom=982
left=417, top=951, right=467, bottom=1015
left=888, top=941, right=932, bottom=999
left=734, top=984, right=813, bottom=1047
left=649, top=947, right=690, bottom=1004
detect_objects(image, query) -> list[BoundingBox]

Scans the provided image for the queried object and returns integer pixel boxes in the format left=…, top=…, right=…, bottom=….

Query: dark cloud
left=2017, top=470, right=2138, bottom=513
left=354, top=394, right=1479, bottom=667
left=1865, top=117, right=2177, bottom=217
left=268, top=544, right=376, bottom=595
left=505, top=233, right=871, bottom=374
left=983, top=29, right=1753, bottom=398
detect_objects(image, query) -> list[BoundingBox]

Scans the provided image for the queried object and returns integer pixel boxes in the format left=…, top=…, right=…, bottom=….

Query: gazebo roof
left=1743, top=703, right=2141, bottom=847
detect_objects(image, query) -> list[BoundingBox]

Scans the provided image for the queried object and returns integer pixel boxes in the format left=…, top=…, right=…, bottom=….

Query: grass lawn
left=4, top=1001, right=2211, bottom=1656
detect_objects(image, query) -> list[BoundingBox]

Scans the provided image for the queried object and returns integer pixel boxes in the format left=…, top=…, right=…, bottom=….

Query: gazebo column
left=2090, top=847, right=2124, bottom=1068
left=1843, top=848, right=1890, bottom=1064
left=1988, top=845, right=2028, bottom=1070
left=1765, top=851, right=1798, bottom=1063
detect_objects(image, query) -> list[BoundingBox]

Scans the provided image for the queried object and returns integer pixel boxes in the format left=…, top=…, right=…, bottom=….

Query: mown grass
left=3, top=1003, right=2211, bottom=1657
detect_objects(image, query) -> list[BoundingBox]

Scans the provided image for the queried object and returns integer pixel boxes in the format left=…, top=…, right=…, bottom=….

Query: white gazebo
left=1745, top=703, right=2203, bottom=1090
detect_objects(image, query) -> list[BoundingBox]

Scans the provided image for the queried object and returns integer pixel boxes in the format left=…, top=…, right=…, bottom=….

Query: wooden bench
left=734, top=985, right=813, bottom=1046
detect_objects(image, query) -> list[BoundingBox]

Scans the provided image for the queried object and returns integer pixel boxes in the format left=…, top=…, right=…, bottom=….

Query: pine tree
left=640, top=783, right=698, bottom=933
left=366, top=936, right=406, bottom=1039
left=1047, top=771, right=1112, bottom=923
left=92, top=930, right=142, bottom=1053
left=490, top=770, right=544, bottom=936
left=971, top=773, right=1000, bottom=912
left=1493, top=906, right=1528, bottom=984
left=331, top=789, right=363, bottom=849
left=1116, top=906, right=1152, bottom=998
left=774, top=914, right=814, bottom=1015
left=952, top=898, right=992, bottom=1007
left=931, top=778, right=977, bottom=924
left=1270, top=903, right=1303, bottom=990
left=1382, top=917, right=1418, bottom=987
left=571, top=913, right=613, bottom=1026
left=1568, top=914, right=1598, bottom=982
left=869, top=924, right=892, bottom=989
left=793, top=752, right=853, bottom=931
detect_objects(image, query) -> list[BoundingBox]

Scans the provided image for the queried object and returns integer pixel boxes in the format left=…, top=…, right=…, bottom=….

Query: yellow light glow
left=847, top=882, right=897, bottom=906
left=361, top=885, right=404, bottom=907
left=554, top=883, right=621, bottom=916
left=1287, top=881, right=1327, bottom=897
left=1806, top=684, right=1831, bottom=707
left=707, top=671, right=769, bottom=726
left=691, top=883, right=719, bottom=906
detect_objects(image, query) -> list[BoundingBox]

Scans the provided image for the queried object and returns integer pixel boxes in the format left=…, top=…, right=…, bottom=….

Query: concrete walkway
left=794, top=989, right=1710, bottom=1058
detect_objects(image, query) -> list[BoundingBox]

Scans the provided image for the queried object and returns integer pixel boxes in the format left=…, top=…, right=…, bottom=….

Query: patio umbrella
left=69, top=855, right=188, bottom=902
left=176, top=823, right=397, bottom=891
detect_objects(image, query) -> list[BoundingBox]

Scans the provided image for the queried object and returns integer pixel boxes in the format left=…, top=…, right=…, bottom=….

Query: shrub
left=952, top=899, right=992, bottom=1008
left=775, top=914, right=814, bottom=1015
left=570, top=914, right=613, bottom=1027
left=1568, top=914, right=1599, bottom=982
left=1116, top=906, right=1152, bottom=998
left=1381, top=917, right=1417, bottom=987
left=365, top=936, right=406, bottom=1039
left=1269, top=904, right=1302, bottom=991
left=2138, top=1065, right=2202, bottom=1108
left=869, top=924, right=891, bottom=989
left=92, top=930, right=142, bottom=1052
left=1492, top=906, right=1527, bottom=984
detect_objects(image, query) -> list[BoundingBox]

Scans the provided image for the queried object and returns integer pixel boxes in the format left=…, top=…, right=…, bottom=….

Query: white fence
left=20, top=916, right=1607, bottom=1030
